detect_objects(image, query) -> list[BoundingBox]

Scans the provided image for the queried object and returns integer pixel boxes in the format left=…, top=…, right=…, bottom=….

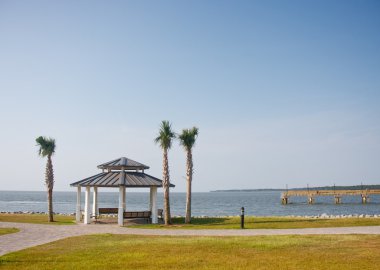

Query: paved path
left=1, top=222, right=380, bottom=256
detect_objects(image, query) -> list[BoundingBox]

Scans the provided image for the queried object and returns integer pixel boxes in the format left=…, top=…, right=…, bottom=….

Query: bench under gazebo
left=70, top=157, right=174, bottom=226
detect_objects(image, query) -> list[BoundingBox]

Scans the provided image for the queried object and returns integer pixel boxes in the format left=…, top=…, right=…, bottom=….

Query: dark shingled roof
left=97, top=157, right=149, bottom=170
left=70, top=171, right=175, bottom=188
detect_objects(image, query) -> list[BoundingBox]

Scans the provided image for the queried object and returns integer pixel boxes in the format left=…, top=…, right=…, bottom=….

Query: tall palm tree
left=155, top=120, right=176, bottom=225
left=36, top=136, right=56, bottom=222
left=178, top=127, right=199, bottom=224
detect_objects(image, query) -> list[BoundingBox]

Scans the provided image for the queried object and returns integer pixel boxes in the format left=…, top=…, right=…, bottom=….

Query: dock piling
left=281, top=197, right=288, bottom=205
left=334, top=196, right=341, bottom=204
left=362, top=195, right=369, bottom=204
left=308, top=196, right=314, bottom=204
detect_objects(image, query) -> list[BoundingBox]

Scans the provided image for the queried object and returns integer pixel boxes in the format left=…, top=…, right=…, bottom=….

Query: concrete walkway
left=1, top=222, right=380, bottom=256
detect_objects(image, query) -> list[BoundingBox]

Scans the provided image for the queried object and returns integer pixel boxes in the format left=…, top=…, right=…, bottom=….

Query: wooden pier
left=281, top=189, right=380, bottom=205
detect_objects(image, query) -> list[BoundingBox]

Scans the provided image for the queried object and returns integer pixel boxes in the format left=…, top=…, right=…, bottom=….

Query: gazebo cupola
left=70, top=157, right=174, bottom=226
left=97, top=157, right=149, bottom=173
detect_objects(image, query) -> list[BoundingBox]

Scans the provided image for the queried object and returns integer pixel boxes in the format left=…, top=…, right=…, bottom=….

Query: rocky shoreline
left=1, top=211, right=379, bottom=219
left=0, top=211, right=76, bottom=216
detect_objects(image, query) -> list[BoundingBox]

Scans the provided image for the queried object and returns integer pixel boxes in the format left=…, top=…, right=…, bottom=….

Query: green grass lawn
left=0, top=228, right=19, bottom=236
left=0, top=214, right=75, bottom=225
left=1, top=234, right=379, bottom=269
left=129, top=216, right=380, bottom=229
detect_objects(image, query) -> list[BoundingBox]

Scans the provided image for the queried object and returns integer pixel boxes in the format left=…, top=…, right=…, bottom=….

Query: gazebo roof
left=70, top=171, right=175, bottom=188
left=97, top=157, right=149, bottom=170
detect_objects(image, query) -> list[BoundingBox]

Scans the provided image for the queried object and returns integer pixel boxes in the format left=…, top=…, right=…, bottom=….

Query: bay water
left=1, top=190, right=379, bottom=217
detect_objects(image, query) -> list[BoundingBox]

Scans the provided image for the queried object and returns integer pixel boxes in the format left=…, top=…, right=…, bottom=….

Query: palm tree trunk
left=47, top=188, right=53, bottom=222
left=185, top=149, right=193, bottom=224
left=46, top=155, right=54, bottom=222
left=162, top=149, right=171, bottom=225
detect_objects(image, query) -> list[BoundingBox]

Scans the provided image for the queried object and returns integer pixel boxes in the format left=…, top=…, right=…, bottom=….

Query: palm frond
left=154, top=120, right=176, bottom=150
left=179, top=127, right=199, bottom=150
left=36, top=136, right=56, bottom=157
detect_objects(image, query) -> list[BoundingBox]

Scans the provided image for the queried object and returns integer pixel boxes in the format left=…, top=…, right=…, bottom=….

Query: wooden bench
left=92, top=208, right=118, bottom=223
left=124, top=211, right=151, bottom=223
left=91, top=208, right=162, bottom=224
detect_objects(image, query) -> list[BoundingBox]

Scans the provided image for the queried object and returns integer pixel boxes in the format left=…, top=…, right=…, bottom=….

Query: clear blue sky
left=0, top=0, right=379, bottom=192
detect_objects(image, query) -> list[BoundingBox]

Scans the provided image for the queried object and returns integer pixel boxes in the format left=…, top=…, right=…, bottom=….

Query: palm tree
left=36, top=136, right=56, bottom=222
left=155, top=121, right=176, bottom=225
left=178, top=127, right=199, bottom=224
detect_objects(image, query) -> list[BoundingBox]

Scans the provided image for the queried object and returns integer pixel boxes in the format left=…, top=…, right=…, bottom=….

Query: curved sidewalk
left=1, top=221, right=380, bottom=256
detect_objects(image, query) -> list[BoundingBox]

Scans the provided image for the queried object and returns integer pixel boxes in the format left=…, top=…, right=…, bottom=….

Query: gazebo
left=70, top=157, right=174, bottom=225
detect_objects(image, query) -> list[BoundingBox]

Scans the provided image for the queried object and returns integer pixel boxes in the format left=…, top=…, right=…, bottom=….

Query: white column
left=118, top=186, right=124, bottom=226
left=76, top=186, right=81, bottom=222
left=92, top=187, right=98, bottom=217
left=84, top=186, right=91, bottom=224
left=149, top=188, right=153, bottom=212
left=150, top=186, right=158, bottom=224
left=122, top=187, right=126, bottom=211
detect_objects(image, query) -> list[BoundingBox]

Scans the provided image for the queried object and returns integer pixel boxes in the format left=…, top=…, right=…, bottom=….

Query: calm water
left=0, top=190, right=379, bottom=216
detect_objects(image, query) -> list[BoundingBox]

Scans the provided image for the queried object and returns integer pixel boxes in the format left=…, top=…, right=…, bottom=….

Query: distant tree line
left=211, top=185, right=380, bottom=192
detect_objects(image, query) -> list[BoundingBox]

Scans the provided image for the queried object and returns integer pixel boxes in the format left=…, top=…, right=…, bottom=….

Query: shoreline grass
left=1, top=234, right=379, bottom=269
left=128, top=216, right=380, bottom=229
left=1, top=214, right=380, bottom=229
left=0, top=214, right=75, bottom=225
left=0, top=228, right=19, bottom=236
